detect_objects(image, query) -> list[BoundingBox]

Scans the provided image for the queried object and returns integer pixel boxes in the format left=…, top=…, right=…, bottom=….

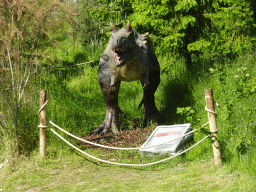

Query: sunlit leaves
left=179, top=15, right=196, bottom=29
left=175, top=0, right=198, bottom=12
left=188, top=39, right=211, bottom=52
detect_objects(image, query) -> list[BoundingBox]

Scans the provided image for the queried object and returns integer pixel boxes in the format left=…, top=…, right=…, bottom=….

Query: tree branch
left=6, top=45, right=14, bottom=90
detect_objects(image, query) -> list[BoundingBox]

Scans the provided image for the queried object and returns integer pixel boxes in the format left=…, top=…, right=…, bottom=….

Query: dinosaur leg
left=93, top=108, right=112, bottom=135
left=94, top=81, right=122, bottom=135
left=141, top=69, right=165, bottom=125
left=94, top=60, right=122, bottom=135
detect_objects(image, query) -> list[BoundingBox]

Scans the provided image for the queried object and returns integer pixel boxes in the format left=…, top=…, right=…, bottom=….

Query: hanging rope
left=44, top=101, right=214, bottom=151
left=49, top=125, right=210, bottom=167
left=38, top=99, right=48, bottom=129
left=43, top=98, right=218, bottom=151
left=47, top=119, right=200, bottom=150
left=37, top=97, right=218, bottom=166
left=38, top=100, right=48, bottom=114
left=47, top=60, right=99, bottom=69
left=205, top=106, right=216, bottom=114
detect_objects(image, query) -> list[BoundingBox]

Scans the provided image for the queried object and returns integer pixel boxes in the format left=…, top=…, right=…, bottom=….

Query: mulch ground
left=78, top=119, right=159, bottom=151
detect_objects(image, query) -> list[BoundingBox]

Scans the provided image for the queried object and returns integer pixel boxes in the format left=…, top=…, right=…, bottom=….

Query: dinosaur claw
left=143, top=83, right=152, bottom=91
left=107, top=84, right=115, bottom=91
left=92, top=107, right=123, bottom=136
left=93, top=127, right=104, bottom=135
left=89, top=132, right=94, bottom=135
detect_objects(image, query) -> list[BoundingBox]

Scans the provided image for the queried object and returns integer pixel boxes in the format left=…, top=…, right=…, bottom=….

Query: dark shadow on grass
left=160, top=72, right=193, bottom=124
left=159, top=53, right=217, bottom=125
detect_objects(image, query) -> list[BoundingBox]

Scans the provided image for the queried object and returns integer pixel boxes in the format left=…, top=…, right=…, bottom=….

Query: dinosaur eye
left=116, top=37, right=126, bottom=45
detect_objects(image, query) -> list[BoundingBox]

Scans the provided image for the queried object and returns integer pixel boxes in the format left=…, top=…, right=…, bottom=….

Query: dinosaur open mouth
left=112, top=48, right=129, bottom=65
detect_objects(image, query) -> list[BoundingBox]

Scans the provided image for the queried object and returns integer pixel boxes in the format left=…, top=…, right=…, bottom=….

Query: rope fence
left=47, top=60, right=99, bottom=69
left=47, top=119, right=207, bottom=150
left=48, top=125, right=210, bottom=167
left=38, top=89, right=222, bottom=167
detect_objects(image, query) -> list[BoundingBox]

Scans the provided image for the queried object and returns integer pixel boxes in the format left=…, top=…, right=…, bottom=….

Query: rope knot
left=38, top=100, right=48, bottom=114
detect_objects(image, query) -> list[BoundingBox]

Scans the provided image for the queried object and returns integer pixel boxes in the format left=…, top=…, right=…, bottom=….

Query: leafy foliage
left=206, top=0, right=256, bottom=58
left=0, top=0, right=75, bottom=155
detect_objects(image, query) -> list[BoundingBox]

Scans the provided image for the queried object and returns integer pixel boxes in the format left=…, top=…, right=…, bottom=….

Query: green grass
left=1, top=152, right=255, bottom=191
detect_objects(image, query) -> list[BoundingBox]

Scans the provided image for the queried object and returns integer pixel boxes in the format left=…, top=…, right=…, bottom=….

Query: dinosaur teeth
left=112, top=47, right=129, bottom=65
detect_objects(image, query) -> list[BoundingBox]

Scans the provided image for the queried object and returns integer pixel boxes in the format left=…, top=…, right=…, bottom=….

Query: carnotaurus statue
left=93, top=21, right=164, bottom=135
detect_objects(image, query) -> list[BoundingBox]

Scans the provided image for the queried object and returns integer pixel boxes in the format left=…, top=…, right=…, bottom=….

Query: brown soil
left=78, top=119, right=158, bottom=151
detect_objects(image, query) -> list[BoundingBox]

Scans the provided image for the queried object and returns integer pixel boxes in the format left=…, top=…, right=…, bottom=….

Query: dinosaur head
left=111, top=21, right=137, bottom=66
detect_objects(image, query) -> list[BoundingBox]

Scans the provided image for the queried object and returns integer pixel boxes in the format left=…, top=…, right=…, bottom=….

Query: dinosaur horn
left=110, top=21, right=118, bottom=32
left=126, top=21, right=132, bottom=32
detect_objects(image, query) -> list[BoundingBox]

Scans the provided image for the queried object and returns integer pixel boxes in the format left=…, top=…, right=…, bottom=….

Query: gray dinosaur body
left=94, top=21, right=164, bottom=135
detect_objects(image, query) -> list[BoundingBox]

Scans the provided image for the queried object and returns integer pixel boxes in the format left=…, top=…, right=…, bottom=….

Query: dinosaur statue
left=93, top=21, right=164, bottom=135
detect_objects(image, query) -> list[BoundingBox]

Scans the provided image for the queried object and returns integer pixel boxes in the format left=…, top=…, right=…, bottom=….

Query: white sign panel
left=140, top=123, right=193, bottom=155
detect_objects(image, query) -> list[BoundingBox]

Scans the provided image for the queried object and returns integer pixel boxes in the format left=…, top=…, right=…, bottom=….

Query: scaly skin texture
left=93, top=21, right=164, bottom=135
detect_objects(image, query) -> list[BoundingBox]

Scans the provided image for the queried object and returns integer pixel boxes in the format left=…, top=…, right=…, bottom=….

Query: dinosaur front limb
left=107, top=73, right=117, bottom=91
left=142, top=72, right=151, bottom=91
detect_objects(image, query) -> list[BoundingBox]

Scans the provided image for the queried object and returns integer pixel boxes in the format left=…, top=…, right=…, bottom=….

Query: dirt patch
left=78, top=119, right=158, bottom=151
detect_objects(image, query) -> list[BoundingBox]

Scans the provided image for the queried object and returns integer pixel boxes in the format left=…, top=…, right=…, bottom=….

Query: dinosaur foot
left=92, top=108, right=125, bottom=135
left=142, top=111, right=166, bottom=126
left=93, top=121, right=120, bottom=136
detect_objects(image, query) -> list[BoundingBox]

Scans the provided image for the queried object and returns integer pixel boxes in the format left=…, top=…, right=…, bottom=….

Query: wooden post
left=39, top=90, right=47, bottom=158
left=204, top=89, right=222, bottom=167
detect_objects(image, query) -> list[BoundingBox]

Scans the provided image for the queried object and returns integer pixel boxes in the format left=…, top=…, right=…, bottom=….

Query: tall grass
left=183, top=51, right=256, bottom=175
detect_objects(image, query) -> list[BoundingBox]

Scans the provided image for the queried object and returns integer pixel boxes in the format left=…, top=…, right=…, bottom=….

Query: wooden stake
left=204, top=89, right=222, bottom=167
left=39, top=90, right=47, bottom=158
